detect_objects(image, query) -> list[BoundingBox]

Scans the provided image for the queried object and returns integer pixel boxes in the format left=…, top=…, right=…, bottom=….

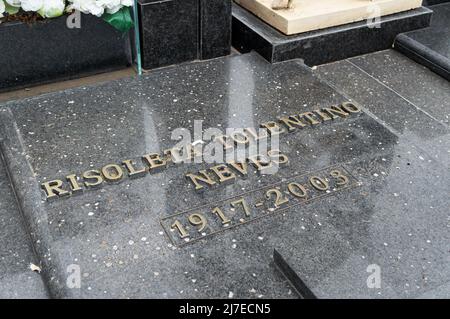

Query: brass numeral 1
left=171, top=220, right=189, bottom=238
left=212, top=207, right=231, bottom=224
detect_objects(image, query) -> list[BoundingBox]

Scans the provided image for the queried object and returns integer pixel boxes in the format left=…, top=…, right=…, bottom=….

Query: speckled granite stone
left=0, top=14, right=132, bottom=93
left=0, top=157, right=48, bottom=298
left=315, top=49, right=450, bottom=170
left=424, top=0, right=450, bottom=6
left=394, top=3, right=450, bottom=81
left=0, top=52, right=448, bottom=298
left=138, top=0, right=231, bottom=69
left=232, top=4, right=432, bottom=66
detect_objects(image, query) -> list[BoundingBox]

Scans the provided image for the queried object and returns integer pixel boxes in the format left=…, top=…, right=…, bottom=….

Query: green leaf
left=5, top=2, right=20, bottom=15
left=102, top=7, right=134, bottom=33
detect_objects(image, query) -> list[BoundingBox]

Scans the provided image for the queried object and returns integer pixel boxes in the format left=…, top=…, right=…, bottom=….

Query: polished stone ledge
left=232, top=4, right=432, bottom=66
left=394, top=3, right=450, bottom=81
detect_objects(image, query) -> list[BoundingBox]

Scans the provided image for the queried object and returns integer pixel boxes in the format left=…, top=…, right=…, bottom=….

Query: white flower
left=68, top=0, right=104, bottom=17
left=21, top=0, right=43, bottom=11
left=120, top=0, right=132, bottom=6
left=38, top=0, right=64, bottom=17
left=106, top=5, right=121, bottom=14
left=0, top=0, right=5, bottom=18
left=98, top=0, right=120, bottom=9
left=98, top=0, right=123, bottom=13
left=5, top=0, right=21, bottom=7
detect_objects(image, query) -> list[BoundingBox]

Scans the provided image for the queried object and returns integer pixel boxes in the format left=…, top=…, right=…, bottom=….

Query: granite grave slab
left=394, top=3, right=450, bottom=81
left=0, top=52, right=448, bottom=298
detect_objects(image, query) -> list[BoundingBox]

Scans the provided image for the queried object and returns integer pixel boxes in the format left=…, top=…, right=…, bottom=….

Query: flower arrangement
left=0, top=0, right=133, bottom=31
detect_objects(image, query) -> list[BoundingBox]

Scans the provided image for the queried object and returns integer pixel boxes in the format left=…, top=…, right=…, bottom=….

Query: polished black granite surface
left=232, top=4, right=432, bottom=66
left=200, top=0, right=232, bottom=60
left=0, top=14, right=132, bottom=93
left=0, top=52, right=448, bottom=298
left=394, top=3, right=450, bottom=80
left=316, top=50, right=450, bottom=170
left=424, top=0, right=450, bottom=5
left=138, top=0, right=231, bottom=69
left=0, top=157, right=48, bottom=298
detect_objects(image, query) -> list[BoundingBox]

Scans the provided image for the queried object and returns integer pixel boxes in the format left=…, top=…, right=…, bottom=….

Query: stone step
left=232, top=3, right=432, bottom=66
left=394, top=3, right=450, bottom=81
left=424, top=0, right=450, bottom=6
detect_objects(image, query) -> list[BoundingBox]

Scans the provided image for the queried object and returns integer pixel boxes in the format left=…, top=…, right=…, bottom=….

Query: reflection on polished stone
left=0, top=52, right=448, bottom=298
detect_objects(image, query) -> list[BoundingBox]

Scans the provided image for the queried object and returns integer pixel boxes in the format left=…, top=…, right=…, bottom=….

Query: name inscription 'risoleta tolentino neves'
left=40, top=102, right=362, bottom=201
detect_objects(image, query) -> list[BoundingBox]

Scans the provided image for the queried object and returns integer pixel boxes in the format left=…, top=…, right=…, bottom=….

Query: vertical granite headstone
left=138, top=0, right=231, bottom=69
left=200, top=0, right=232, bottom=60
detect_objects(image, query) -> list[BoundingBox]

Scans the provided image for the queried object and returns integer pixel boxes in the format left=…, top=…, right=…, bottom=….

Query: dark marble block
left=0, top=14, right=132, bottom=93
left=200, top=0, right=232, bottom=60
left=232, top=4, right=432, bottom=66
left=138, top=0, right=231, bottom=70
left=394, top=3, right=450, bottom=81
left=424, top=0, right=450, bottom=5
left=137, top=0, right=199, bottom=70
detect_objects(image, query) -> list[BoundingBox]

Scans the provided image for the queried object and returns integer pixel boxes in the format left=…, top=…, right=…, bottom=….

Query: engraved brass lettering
left=330, top=169, right=349, bottom=186
left=248, top=154, right=273, bottom=172
left=123, top=159, right=147, bottom=178
left=101, top=164, right=124, bottom=182
left=228, top=161, right=248, bottom=177
left=210, top=164, right=236, bottom=184
left=41, top=180, right=69, bottom=200
left=309, top=176, right=329, bottom=191
left=66, top=174, right=83, bottom=195
left=230, top=131, right=250, bottom=145
left=171, top=220, right=189, bottom=238
left=188, top=213, right=207, bottom=232
left=212, top=207, right=231, bottom=224
left=83, top=170, right=103, bottom=188
left=322, top=105, right=349, bottom=119
left=267, top=150, right=289, bottom=165
left=260, top=121, right=285, bottom=136
left=230, top=198, right=251, bottom=216
left=143, top=153, right=167, bottom=172
left=266, top=188, right=289, bottom=208
left=340, top=102, right=361, bottom=114
left=185, top=170, right=216, bottom=190
left=279, top=115, right=307, bottom=131
left=299, top=112, right=321, bottom=125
